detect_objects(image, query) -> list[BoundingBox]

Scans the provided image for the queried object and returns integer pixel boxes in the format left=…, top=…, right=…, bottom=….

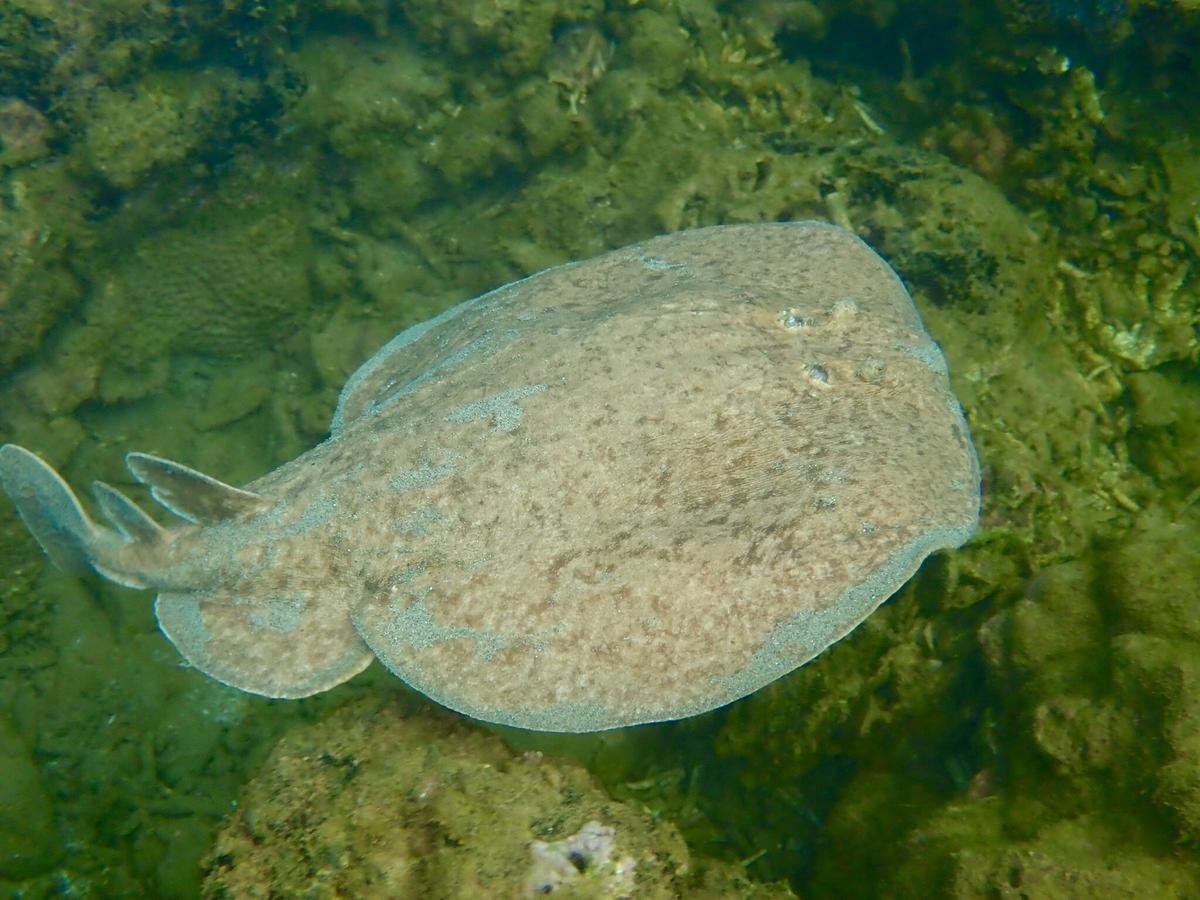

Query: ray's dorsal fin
left=92, top=481, right=165, bottom=544
left=125, top=452, right=268, bottom=525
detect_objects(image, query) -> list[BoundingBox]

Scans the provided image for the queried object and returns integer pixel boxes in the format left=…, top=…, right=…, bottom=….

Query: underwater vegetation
left=0, top=0, right=1197, bottom=897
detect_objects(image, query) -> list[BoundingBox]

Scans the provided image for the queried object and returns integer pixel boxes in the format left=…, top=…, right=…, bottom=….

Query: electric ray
left=0, top=221, right=980, bottom=732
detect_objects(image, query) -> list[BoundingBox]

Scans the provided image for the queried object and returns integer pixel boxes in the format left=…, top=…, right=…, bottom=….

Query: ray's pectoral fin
left=125, top=452, right=269, bottom=524
left=155, top=588, right=375, bottom=699
left=113, top=452, right=373, bottom=698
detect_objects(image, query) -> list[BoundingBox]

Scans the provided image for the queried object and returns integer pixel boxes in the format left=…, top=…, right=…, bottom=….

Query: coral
left=83, top=177, right=314, bottom=404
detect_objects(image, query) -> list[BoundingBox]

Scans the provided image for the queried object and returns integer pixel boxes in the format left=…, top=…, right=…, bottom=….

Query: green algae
left=0, top=0, right=1197, bottom=897
left=83, top=71, right=266, bottom=190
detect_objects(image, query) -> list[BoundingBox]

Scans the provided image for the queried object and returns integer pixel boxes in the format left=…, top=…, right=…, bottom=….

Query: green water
left=0, top=1, right=1197, bottom=896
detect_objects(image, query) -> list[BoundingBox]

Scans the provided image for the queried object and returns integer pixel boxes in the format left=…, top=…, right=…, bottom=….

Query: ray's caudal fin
left=0, top=444, right=266, bottom=589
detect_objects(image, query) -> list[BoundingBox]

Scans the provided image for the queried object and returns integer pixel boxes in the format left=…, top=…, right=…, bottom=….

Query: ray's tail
left=0, top=444, right=121, bottom=577
left=0, top=444, right=266, bottom=590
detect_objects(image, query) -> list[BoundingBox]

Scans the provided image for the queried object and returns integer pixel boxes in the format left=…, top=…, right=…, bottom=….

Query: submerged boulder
left=202, top=696, right=794, bottom=899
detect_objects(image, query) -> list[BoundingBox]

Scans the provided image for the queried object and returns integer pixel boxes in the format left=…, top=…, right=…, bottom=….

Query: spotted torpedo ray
left=0, top=222, right=980, bottom=732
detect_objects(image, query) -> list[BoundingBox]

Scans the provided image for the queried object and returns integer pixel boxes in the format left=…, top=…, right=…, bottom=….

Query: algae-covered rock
left=402, top=0, right=573, bottom=73
left=1126, top=370, right=1200, bottom=489
left=0, top=97, right=52, bottom=166
left=0, top=161, right=86, bottom=376
left=1112, top=630, right=1200, bottom=843
left=982, top=561, right=1103, bottom=677
left=83, top=69, right=261, bottom=189
left=956, top=511, right=1200, bottom=878
left=203, top=697, right=793, bottom=899
left=1104, top=515, right=1200, bottom=643
left=287, top=31, right=449, bottom=211
left=891, top=807, right=1199, bottom=899
left=830, top=144, right=1048, bottom=315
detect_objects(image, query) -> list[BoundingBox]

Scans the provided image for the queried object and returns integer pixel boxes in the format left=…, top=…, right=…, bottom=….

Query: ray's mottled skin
left=0, top=222, right=980, bottom=732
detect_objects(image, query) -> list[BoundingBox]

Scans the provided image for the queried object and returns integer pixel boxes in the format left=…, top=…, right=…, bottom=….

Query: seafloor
left=0, top=0, right=1197, bottom=897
